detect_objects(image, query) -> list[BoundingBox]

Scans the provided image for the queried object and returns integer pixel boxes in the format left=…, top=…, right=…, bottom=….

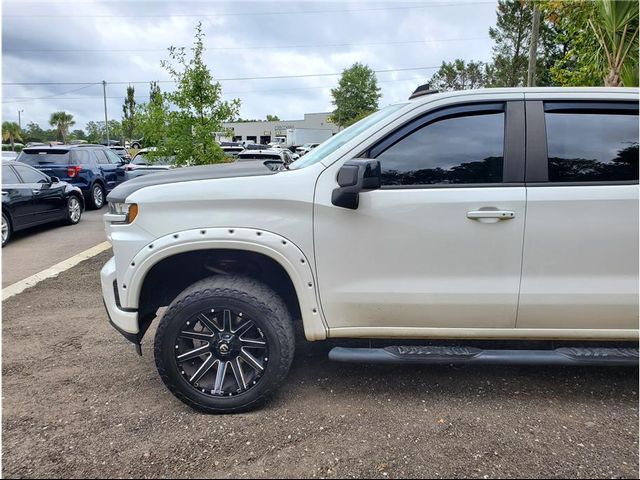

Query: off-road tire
left=154, top=275, right=295, bottom=414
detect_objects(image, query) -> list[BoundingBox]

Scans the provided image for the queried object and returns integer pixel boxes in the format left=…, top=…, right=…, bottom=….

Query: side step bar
left=329, top=346, right=639, bottom=367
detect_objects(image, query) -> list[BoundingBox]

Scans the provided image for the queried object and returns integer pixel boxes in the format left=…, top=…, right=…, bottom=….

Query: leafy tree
left=154, top=22, right=241, bottom=165
left=540, top=0, right=603, bottom=86
left=329, top=62, right=381, bottom=127
left=49, top=111, right=75, bottom=143
left=2, top=122, right=22, bottom=150
left=136, top=81, right=168, bottom=149
left=70, top=129, right=87, bottom=141
left=122, top=85, right=138, bottom=141
left=23, top=122, right=47, bottom=143
left=428, top=59, right=494, bottom=91
left=488, top=0, right=563, bottom=87
left=266, top=115, right=280, bottom=121
left=589, top=0, right=639, bottom=86
left=85, top=120, right=122, bottom=144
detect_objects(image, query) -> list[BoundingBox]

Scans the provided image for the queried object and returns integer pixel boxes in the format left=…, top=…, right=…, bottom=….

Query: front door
left=313, top=101, right=527, bottom=334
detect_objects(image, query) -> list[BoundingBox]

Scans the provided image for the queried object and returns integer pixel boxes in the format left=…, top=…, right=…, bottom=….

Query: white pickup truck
left=101, top=86, right=639, bottom=413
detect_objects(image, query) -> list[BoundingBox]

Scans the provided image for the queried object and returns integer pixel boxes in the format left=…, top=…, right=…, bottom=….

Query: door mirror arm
left=331, top=159, right=381, bottom=210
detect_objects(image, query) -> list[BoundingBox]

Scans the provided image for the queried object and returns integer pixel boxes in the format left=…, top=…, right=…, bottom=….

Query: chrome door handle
left=467, top=210, right=515, bottom=220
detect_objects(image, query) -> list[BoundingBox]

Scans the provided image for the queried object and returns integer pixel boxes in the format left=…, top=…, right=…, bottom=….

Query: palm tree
left=589, top=0, right=639, bottom=87
left=49, top=111, right=75, bottom=143
left=2, top=122, right=22, bottom=151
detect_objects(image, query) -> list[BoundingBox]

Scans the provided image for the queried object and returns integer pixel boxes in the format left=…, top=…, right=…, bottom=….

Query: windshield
left=289, top=103, right=407, bottom=169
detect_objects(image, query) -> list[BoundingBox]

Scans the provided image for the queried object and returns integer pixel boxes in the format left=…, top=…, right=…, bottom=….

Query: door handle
left=467, top=210, right=515, bottom=220
left=32, top=189, right=41, bottom=195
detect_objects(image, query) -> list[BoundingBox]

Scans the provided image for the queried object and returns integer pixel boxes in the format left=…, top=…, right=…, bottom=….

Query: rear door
left=518, top=98, right=639, bottom=331
left=103, top=149, right=126, bottom=186
left=93, top=149, right=119, bottom=192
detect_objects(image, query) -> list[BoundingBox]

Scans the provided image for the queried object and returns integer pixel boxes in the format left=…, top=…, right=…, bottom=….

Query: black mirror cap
left=332, top=159, right=381, bottom=209
left=50, top=176, right=60, bottom=183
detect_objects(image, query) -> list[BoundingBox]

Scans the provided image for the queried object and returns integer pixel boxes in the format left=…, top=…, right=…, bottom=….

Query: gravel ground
left=2, top=251, right=638, bottom=478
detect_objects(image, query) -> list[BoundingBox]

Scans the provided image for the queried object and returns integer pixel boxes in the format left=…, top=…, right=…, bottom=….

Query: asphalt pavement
left=1, top=208, right=107, bottom=287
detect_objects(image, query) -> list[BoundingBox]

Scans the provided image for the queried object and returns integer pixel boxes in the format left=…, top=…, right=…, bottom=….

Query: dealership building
left=221, top=112, right=340, bottom=144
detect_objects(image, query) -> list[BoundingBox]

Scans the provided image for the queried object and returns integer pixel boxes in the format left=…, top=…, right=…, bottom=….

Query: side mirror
left=331, top=159, right=381, bottom=210
left=50, top=176, right=60, bottom=183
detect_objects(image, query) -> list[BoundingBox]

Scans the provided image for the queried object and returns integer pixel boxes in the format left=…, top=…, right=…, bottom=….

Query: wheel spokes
left=230, top=357, right=247, bottom=390
left=190, top=355, right=217, bottom=384
left=240, top=337, right=267, bottom=348
left=177, top=344, right=210, bottom=362
left=197, top=312, right=221, bottom=333
left=241, top=348, right=265, bottom=372
left=213, top=360, right=229, bottom=393
left=233, top=319, right=254, bottom=336
left=222, top=309, right=232, bottom=332
left=179, top=330, right=214, bottom=342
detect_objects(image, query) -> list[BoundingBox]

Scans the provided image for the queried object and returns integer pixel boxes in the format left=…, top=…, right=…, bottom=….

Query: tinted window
left=14, top=164, right=49, bottom=184
left=93, top=149, right=109, bottom=164
left=105, top=149, right=123, bottom=164
left=2, top=166, right=21, bottom=184
left=376, top=111, right=504, bottom=186
left=17, top=150, right=70, bottom=165
left=545, top=109, right=638, bottom=182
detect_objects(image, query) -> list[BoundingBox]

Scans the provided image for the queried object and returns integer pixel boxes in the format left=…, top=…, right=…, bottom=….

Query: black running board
left=329, top=346, right=639, bottom=367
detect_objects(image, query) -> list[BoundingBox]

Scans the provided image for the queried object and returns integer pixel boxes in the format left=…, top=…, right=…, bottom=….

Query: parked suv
left=17, top=144, right=126, bottom=209
left=101, top=87, right=639, bottom=413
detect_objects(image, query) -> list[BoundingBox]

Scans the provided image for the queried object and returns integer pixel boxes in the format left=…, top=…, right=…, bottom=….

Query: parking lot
left=1, top=218, right=638, bottom=478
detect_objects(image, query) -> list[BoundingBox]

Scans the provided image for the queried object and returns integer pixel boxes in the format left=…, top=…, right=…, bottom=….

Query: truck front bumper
left=101, top=256, right=141, bottom=352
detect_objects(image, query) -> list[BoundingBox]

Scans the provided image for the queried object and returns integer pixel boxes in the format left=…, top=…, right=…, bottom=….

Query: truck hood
left=107, top=161, right=279, bottom=203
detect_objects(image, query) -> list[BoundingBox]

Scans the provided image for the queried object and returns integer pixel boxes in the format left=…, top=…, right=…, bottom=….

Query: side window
left=105, top=149, right=123, bottom=164
left=2, top=166, right=21, bottom=184
left=13, top=165, right=49, bottom=184
left=71, top=150, right=91, bottom=165
left=545, top=105, right=638, bottom=182
left=373, top=108, right=505, bottom=186
left=93, top=149, right=109, bottom=164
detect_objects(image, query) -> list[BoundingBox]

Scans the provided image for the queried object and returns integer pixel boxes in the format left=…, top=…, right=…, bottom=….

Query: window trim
left=526, top=100, right=639, bottom=185
left=364, top=101, right=525, bottom=189
left=2, top=165, right=23, bottom=185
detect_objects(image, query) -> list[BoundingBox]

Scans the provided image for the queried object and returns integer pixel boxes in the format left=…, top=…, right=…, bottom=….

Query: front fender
left=120, top=227, right=327, bottom=341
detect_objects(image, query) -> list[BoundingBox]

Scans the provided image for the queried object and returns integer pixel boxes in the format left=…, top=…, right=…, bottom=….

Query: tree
left=23, top=122, right=47, bottom=143
left=154, top=22, right=241, bottom=165
left=122, top=85, right=138, bottom=141
left=49, top=111, right=75, bottom=143
left=85, top=120, right=122, bottom=143
left=136, top=81, right=168, bottom=148
left=488, top=0, right=563, bottom=87
left=589, top=0, right=639, bottom=86
left=2, top=122, right=22, bottom=150
left=329, top=62, right=381, bottom=128
left=70, top=129, right=87, bottom=141
left=266, top=115, right=280, bottom=121
left=428, top=59, right=493, bottom=91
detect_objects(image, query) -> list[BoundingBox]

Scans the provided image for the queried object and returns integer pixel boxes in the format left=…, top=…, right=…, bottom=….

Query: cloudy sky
left=2, top=0, right=498, bottom=131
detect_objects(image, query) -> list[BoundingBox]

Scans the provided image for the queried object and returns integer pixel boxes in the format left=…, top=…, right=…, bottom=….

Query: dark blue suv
left=16, top=145, right=126, bottom=209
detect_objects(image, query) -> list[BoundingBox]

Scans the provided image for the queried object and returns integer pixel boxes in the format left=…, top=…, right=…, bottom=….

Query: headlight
left=106, top=202, right=138, bottom=224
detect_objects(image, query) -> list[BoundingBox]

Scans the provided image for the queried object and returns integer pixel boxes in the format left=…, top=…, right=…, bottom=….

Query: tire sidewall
left=2, top=212, right=11, bottom=247
left=156, top=290, right=290, bottom=412
left=91, top=183, right=105, bottom=209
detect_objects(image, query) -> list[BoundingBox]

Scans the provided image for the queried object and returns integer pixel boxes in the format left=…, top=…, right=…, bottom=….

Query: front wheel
left=154, top=276, right=295, bottom=413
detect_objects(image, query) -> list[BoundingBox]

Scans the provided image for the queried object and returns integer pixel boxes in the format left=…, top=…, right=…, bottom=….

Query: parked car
left=110, top=146, right=132, bottom=163
left=236, top=148, right=293, bottom=167
left=270, top=144, right=300, bottom=160
left=16, top=144, right=126, bottom=209
left=2, top=160, right=84, bottom=246
left=101, top=87, right=638, bottom=414
left=296, top=142, right=320, bottom=156
left=221, top=146, right=244, bottom=159
left=130, top=138, right=144, bottom=149
left=2, top=151, right=18, bottom=161
left=124, top=148, right=176, bottom=180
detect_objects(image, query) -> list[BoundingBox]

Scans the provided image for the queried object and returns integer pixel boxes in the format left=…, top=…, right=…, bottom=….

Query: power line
left=4, top=36, right=489, bottom=53
left=2, top=76, right=427, bottom=103
left=4, top=2, right=495, bottom=18
left=2, top=65, right=441, bottom=86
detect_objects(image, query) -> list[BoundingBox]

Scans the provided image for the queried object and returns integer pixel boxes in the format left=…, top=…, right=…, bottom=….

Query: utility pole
left=102, top=80, right=110, bottom=145
left=18, top=109, right=23, bottom=129
left=527, top=4, right=541, bottom=87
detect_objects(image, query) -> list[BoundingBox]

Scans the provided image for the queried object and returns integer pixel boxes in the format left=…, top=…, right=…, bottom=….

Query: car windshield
left=289, top=103, right=407, bottom=169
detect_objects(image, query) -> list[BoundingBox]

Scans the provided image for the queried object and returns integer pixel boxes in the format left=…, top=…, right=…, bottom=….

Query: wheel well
left=137, top=249, right=302, bottom=341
